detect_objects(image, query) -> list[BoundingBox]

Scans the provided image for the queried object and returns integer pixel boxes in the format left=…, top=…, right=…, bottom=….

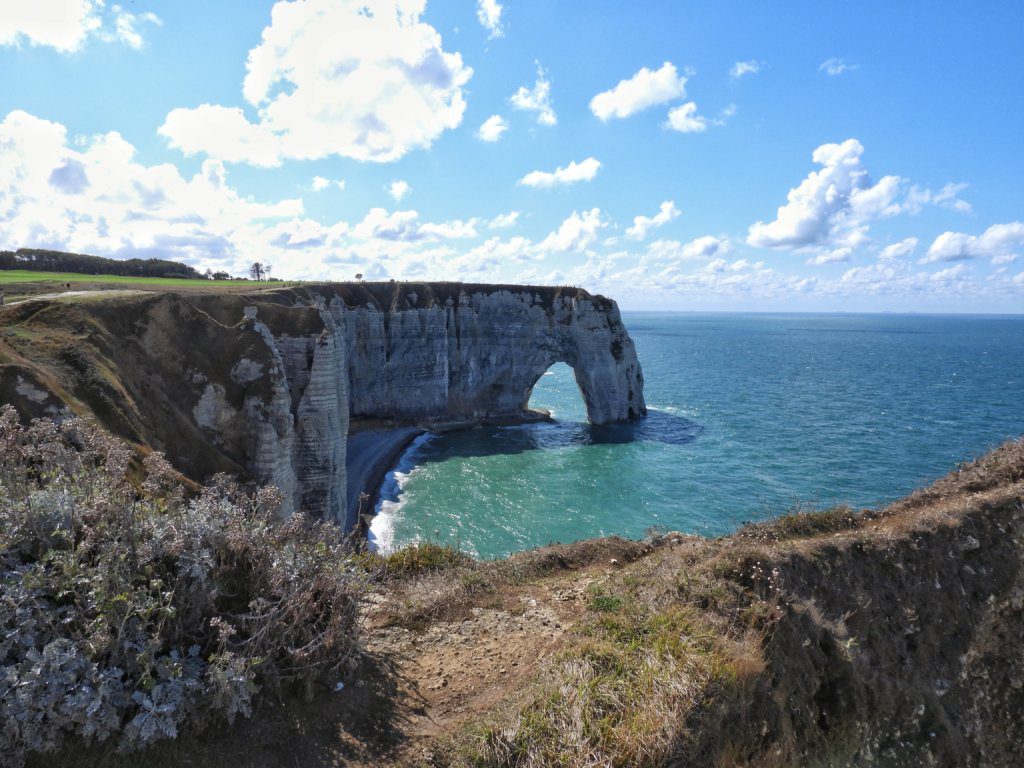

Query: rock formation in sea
left=0, top=283, right=645, bottom=529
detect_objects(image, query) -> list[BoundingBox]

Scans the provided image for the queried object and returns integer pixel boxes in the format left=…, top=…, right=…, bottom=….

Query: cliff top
left=0, top=276, right=616, bottom=313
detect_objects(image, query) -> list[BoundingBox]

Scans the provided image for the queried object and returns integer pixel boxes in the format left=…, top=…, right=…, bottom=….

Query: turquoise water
left=369, top=313, right=1024, bottom=559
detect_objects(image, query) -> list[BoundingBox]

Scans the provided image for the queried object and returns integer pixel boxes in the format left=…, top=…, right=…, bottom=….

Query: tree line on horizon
left=0, top=248, right=291, bottom=283
left=0, top=248, right=209, bottom=280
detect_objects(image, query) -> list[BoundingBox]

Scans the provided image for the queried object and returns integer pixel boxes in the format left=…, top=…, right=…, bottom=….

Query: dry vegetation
left=0, top=407, right=363, bottom=766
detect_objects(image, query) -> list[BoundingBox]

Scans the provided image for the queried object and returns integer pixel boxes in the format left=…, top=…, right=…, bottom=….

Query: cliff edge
left=0, top=282, right=646, bottom=527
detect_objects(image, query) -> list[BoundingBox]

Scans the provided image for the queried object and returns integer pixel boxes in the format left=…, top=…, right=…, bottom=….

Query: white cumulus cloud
left=806, top=247, right=853, bottom=266
left=352, top=208, right=477, bottom=242
left=920, top=222, right=1024, bottom=264
left=518, top=157, right=601, bottom=189
left=476, top=114, right=508, bottom=142
left=536, top=209, right=606, bottom=253
left=747, top=138, right=901, bottom=251
left=388, top=180, right=411, bottom=202
left=510, top=62, right=556, bottom=126
left=589, top=62, right=687, bottom=121
left=820, top=57, right=858, bottom=76
left=488, top=211, right=520, bottom=229
left=879, top=237, right=918, bottom=260
left=902, top=182, right=972, bottom=214
left=160, top=0, right=472, bottom=165
left=0, top=109, right=304, bottom=273
left=0, top=0, right=160, bottom=52
left=705, top=257, right=759, bottom=273
left=665, top=102, right=707, bottom=133
left=625, top=201, right=680, bottom=240
left=476, top=0, right=503, bottom=38
left=642, top=236, right=731, bottom=263
left=730, top=60, right=761, bottom=79
left=107, top=5, right=162, bottom=50
left=160, top=105, right=283, bottom=168
left=312, top=176, right=344, bottom=192
left=680, top=235, right=730, bottom=260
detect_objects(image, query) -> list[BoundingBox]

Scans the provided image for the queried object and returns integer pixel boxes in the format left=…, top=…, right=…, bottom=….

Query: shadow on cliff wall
left=411, top=410, right=702, bottom=466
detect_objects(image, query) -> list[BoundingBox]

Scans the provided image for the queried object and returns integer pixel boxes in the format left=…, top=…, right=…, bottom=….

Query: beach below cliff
left=345, top=423, right=425, bottom=531
left=345, top=411, right=557, bottom=539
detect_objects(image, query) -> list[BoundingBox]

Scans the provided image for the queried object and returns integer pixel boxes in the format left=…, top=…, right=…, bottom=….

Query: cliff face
left=0, top=283, right=645, bottom=526
left=310, top=284, right=646, bottom=425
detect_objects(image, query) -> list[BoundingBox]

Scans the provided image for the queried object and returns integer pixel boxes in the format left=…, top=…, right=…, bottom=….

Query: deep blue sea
left=369, top=313, right=1024, bottom=559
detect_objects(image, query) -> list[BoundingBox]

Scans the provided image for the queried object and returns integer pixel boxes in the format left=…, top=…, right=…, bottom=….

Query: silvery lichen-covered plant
left=0, top=406, right=362, bottom=765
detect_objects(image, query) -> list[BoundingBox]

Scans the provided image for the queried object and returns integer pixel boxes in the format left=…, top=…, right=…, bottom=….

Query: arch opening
left=525, top=361, right=590, bottom=422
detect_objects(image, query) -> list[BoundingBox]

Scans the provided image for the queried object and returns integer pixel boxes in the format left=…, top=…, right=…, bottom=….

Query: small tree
left=355, top=273, right=364, bottom=282
left=248, top=262, right=265, bottom=282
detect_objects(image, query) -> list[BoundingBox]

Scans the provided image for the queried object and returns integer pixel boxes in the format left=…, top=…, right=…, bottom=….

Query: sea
left=369, top=313, right=1024, bottom=559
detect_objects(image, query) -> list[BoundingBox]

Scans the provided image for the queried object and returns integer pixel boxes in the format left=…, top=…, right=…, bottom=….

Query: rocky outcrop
left=310, top=284, right=646, bottom=425
left=0, top=282, right=645, bottom=529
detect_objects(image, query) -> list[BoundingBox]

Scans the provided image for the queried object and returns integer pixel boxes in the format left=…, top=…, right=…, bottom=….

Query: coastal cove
left=368, top=312, right=1024, bottom=558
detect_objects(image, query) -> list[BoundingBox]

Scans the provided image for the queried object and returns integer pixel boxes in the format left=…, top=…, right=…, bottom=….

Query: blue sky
left=1, top=0, right=1022, bottom=311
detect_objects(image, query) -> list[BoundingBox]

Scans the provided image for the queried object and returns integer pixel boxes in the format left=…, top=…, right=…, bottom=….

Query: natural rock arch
left=521, top=355, right=643, bottom=423
left=310, top=284, right=647, bottom=426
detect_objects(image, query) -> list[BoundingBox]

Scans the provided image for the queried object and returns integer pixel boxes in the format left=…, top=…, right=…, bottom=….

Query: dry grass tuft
left=429, top=548, right=766, bottom=768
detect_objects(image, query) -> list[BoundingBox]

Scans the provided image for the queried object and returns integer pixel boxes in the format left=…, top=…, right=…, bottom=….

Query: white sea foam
left=366, top=432, right=435, bottom=553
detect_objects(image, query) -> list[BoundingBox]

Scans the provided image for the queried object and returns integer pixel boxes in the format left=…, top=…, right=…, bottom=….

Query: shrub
left=0, top=406, right=363, bottom=765
left=356, top=540, right=473, bottom=580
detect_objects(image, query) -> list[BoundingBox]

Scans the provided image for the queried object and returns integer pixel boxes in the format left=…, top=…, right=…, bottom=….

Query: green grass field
left=0, top=270, right=290, bottom=288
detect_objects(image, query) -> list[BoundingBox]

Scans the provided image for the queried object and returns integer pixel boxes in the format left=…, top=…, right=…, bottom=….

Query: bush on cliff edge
left=0, top=406, right=363, bottom=765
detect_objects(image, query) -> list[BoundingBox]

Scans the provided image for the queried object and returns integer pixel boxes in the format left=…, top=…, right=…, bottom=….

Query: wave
left=366, top=432, right=436, bottom=553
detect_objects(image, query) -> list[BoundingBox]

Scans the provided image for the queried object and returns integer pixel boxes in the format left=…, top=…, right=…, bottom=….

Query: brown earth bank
left=33, top=439, right=1024, bottom=768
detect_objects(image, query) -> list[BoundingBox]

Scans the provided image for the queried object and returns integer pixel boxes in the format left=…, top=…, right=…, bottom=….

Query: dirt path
left=360, top=573, right=598, bottom=759
left=114, top=554, right=622, bottom=768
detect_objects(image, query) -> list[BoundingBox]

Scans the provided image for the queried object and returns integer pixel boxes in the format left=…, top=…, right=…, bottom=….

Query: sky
left=1, top=0, right=1022, bottom=312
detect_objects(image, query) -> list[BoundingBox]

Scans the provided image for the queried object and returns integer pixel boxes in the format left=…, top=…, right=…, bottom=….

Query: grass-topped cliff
left=3, top=403, right=1022, bottom=766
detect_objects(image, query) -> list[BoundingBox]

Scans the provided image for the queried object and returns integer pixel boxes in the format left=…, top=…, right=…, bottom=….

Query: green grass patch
left=438, top=561, right=749, bottom=768
left=769, top=504, right=859, bottom=540
left=356, top=541, right=473, bottom=580
left=0, top=270, right=301, bottom=288
left=587, top=594, right=624, bottom=613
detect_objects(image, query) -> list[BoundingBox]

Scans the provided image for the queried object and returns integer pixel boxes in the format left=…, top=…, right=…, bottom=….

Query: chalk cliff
left=308, top=283, right=646, bottom=425
left=0, top=283, right=645, bottom=528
